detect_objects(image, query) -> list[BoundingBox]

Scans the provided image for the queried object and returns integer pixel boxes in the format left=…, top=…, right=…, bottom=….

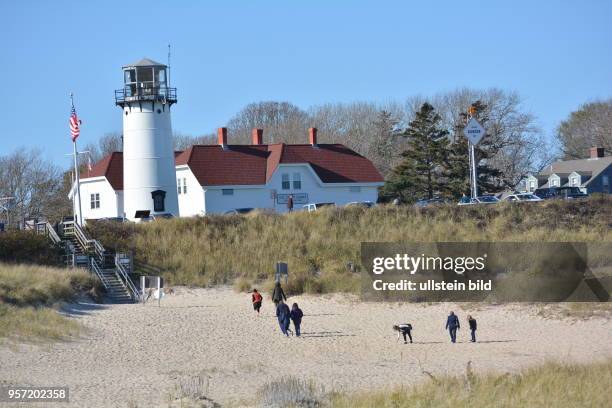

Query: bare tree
left=556, top=100, right=612, bottom=159
left=0, top=148, right=69, bottom=225
left=227, top=101, right=310, bottom=144
left=173, top=132, right=216, bottom=151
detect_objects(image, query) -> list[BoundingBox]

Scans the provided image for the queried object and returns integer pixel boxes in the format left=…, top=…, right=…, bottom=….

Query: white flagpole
left=70, top=93, right=83, bottom=226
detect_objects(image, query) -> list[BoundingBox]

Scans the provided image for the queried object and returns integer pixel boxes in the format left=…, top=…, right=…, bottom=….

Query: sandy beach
left=1, top=287, right=611, bottom=407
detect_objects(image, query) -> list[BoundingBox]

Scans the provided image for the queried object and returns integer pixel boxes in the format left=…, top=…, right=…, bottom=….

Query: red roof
left=83, top=144, right=383, bottom=188
left=83, top=152, right=123, bottom=190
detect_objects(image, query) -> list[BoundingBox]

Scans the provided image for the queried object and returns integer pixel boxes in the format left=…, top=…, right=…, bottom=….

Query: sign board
left=275, top=262, right=288, bottom=283
left=463, top=118, right=486, bottom=145
left=276, top=193, right=308, bottom=205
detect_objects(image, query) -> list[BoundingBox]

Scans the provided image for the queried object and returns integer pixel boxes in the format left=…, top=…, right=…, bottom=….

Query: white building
left=72, top=59, right=384, bottom=222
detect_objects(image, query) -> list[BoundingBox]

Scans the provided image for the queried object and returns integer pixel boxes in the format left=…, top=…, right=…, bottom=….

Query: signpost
left=463, top=117, right=486, bottom=199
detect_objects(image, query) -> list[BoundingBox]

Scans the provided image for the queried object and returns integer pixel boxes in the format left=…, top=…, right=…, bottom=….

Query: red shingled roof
left=84, top=144, right=383, bottom=189
left=83, top=152, right=123, bottom=190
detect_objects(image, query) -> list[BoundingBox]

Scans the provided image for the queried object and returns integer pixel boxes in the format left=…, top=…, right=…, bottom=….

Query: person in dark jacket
left=287, top=195, right=294, bottom=212
left=272, top=281, right=287, bottom=306
left=445, top=311, right=460, bottom=343
left=276, top=300, right=291, bottom=336
left=290, top=303, right=303, bottom=337
left=393, top=324, right=413, bottom=344
left=467, top=315, right=477, bottom=342
left=251, top=289, right=263, bottom=314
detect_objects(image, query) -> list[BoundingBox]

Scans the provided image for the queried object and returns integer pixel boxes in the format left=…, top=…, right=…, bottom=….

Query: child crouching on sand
left=393, top=323, right=413, bottom=344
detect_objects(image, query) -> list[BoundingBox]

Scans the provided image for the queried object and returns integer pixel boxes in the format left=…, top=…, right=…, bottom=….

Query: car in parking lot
left=458, top=195, right=500, bottom=205
left=303, top=202, right=335, bottom=212
left=223, top=208, right=255, bottom=215
left=533, top=186, right=588, bottom=200
left=503, top=193, right=543, bottom=202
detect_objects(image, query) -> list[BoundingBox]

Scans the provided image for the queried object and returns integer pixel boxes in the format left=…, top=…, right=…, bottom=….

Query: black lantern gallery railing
left=115, top=86, right=177, bottom=106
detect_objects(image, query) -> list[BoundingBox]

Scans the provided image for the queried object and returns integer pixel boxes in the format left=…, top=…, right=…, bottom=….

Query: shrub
left=258, top=377, right=326, bottom=408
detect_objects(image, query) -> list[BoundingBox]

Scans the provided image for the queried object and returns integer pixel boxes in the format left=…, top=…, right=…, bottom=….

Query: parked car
left=414, top=197, right=450, bottom=207
left=534, top=187, right=588, bottom=200
left=345, top=201, right=375, bottom=208
left=458, top=195, right=500, bottom=205
left=224, top=208, right=255, bottom=215
left=97, top=217, right=131, bottom=223
left=303, top=202, right=335, bottom=212
left=141, top=213, right=175, bottom=222
left=503, top=193, right=543, bottom=202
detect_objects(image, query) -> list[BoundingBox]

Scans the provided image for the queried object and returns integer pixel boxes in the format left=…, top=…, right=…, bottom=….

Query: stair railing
left=90, top=257, right=110, bottom=290
left=35, top=222, right=62, bottom=244
left=115, top=254, right=140, bottom=302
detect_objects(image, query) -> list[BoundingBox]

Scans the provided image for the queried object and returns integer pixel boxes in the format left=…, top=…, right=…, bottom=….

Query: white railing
left=115, top=254, right=140, bottom=301
left=90, top=258, right=110, bottom=290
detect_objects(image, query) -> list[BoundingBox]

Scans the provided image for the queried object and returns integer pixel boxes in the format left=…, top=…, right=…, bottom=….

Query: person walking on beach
left=251, top=289, right=263, bottom=315
left=287, top=194, right=294, bottom=212
left=467, top=315, right=477, bottom=342
left=276, top=300, right=291, bottom=336
left=290, top=303, right=303, bottom=337
left=446, top=311, right=460, bottom=343
left=272, top=281, right=287, bottom=306
left=393, top=323, right=413, bottom=344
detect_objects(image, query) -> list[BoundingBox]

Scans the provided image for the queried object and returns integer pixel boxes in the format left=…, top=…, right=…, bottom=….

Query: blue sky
left=1, top=1, right=611, bottom=169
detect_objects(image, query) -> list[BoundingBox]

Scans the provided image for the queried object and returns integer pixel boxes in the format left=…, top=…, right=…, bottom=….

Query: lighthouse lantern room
left=115, top=58, right=179, bottom=220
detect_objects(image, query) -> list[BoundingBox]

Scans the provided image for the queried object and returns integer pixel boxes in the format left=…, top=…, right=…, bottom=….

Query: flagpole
left=70, top=93, right=83, bottom=226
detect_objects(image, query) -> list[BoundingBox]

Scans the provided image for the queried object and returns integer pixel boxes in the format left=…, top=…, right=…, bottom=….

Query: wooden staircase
left=36, top=221, right=140, bottom=304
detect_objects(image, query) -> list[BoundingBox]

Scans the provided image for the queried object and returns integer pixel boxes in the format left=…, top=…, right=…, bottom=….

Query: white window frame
left=292, top=172, right=301, bottom=190
left=281, top=173, right=290, bottom=190
left=90, top=193, right=100, bottom=209
left=182, top=178, right=187, bottom=194
left=177, top=178, right=182, bottom=195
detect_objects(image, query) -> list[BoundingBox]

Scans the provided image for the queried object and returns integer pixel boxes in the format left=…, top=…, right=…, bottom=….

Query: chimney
left=218, top=127, right=228, bottom=147
left=309, top=127, right=318, bottom=146
left=252, top=128, right=263, bottom=145
left=590, top=147, right=605, bottom=159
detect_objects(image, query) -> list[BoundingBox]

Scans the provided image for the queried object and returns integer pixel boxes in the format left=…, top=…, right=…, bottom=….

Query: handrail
left=35, top=221, right=62, bottom=244
left=90, top=258, right=109, bottom=290
left=115, top=254, right=140, bottom=302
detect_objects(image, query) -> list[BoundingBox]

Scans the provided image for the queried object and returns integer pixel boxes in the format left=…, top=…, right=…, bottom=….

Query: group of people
left=251, top=282, right=304, bottom=337
left=394, top=311, right=478, bottom=344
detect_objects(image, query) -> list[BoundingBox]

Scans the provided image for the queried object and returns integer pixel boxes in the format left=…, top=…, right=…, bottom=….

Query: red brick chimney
left=309, top=127, right=318, bottom=146
left=590, top=147, right=605, bottom=159
left=252, top=128, right=263, bottom=145
left=218, top=127, right=228, bottom=146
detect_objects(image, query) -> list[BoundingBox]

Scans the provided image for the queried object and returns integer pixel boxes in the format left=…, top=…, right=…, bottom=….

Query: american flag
left=69, top=105, right=81, bottom=142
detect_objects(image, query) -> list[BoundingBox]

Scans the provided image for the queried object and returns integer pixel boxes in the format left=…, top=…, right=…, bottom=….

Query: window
left=349, top=186, right=361, bottom=193
left=282, top=174, right=290, bottom=190
left=177, top=178, right=182, bottom=195
left=182, top=178, right=187, bottom=194
left=570, top=177, right=578, bottom=186
left=151, top=190, right=166, bottom=212
left=222, top=189, right=234, bottom=196
left=551, top=177, right=559, bottom=187
left=90, top=193, right=100, bottom=209
left=292, top=173, right=301, bottom=190
left=529, top=180, right=535, bottom=191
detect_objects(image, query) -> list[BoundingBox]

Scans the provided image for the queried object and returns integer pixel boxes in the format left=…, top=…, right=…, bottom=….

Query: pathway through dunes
left=1, top=288, right=611, bottom=407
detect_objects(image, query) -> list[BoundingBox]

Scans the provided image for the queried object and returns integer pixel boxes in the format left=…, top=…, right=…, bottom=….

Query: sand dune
left=1, top=287, right=611, bottom=407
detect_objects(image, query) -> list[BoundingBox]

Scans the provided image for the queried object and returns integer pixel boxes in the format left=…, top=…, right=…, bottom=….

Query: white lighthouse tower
left=115, top=58, right=179, bottom=220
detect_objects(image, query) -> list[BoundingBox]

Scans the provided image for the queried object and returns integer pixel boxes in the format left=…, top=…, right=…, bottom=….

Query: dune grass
left=87, top=196, right=612, bottom=295
left=0, top=263, right=101, bottom=341
left=329, top=360, right=612, bottom=408
left=255, top=360, right=612, bottom=408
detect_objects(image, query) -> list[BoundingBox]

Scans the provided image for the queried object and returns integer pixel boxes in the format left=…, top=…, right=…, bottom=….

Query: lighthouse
left=115, top=58, right=179, bottom=220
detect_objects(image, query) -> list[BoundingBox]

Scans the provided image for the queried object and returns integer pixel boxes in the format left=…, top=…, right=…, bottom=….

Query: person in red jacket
left=252, top=289, right=263, bottom=314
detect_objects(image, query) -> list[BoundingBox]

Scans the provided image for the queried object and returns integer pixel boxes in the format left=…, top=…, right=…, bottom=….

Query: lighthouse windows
left=90, top=193, right=100, bottom=209
left=151, top=190, right=166, bottom=212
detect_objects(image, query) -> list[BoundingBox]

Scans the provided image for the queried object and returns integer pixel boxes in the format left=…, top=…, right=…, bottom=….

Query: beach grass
left=259, top=360, right=612, bottom=408
left=87, top=196, right=612, bottom=295
left=0, top=263, right=101, bottom=341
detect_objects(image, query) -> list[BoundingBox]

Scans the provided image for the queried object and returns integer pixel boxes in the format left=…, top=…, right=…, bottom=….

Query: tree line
left=0, top=91, right=610, bottom=224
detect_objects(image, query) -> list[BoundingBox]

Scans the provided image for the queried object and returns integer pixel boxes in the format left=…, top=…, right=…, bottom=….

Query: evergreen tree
left=383, top=103, right=449, bottom=202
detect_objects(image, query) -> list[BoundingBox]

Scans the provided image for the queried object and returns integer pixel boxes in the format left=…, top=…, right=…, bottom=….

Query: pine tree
left=384, top=103, right=449, bottom=201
